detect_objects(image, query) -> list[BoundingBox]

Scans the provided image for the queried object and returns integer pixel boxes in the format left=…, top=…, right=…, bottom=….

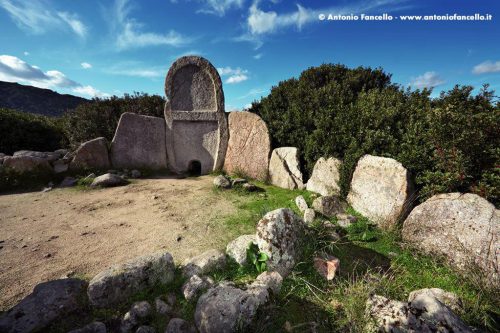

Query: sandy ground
left=0, top=176, right=240, bottom=310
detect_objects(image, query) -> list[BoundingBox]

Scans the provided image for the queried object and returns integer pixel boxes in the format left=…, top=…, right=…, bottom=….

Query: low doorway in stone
left=187, top=160, right=202, bottom=176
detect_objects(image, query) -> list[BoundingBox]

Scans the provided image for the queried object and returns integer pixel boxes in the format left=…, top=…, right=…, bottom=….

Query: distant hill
left=0, top=81, right=88, bottom=117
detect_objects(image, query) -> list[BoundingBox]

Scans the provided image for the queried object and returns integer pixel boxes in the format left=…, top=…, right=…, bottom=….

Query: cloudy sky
left=0, top=0, right=499, bottom=110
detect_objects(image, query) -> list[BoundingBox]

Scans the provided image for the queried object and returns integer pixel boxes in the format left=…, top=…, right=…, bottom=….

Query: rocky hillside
left=0, top=81, right=88, bottom=117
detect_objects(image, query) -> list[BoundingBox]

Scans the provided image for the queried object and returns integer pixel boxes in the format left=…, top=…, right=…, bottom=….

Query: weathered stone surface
left=347, top=155, right=413, bottom=229
left=268, top=147, right=304, bottom=190
left=402, top=193, right=499, bottom=283
left=213, top=175, right=231, bottom=189
left=87, top=252, right=175, bottom=308
left=110, top=112, right=167, bottom=170
left=223, top=111, right=270, bottom=181
left=194, top=284, right=260, bottom=333
left=408, top=288, right=462, bottom=313
left=165, top=56, right=228, bottom=175
left=366, top=291, right=473, bottom=333
left=313, top=255, right=340, bottom=280
left=255, top=208, right=304, bottom=276
left=336, top=213, right=357, bottom=229
left=226, top=234, right=256, bottom=265
left=135, top=326, right=155, bottom=333
left=3, top=155, right=52, bottom=173
left=231, top=178, right=247, bottom=186
left=155, top=297, right=172, bottom=316
left=166, top=318, right=196, bottom=333
left=60, top=176, right=77, bottom=187
left=312, top=196, right=346, bottom=217
left=295, top=195, right=308, bottom=212
left=90, top=173, right=128, bottom=188
left=68, top=321, right=106, bottom=333
left=247, top=271, right=283, bottom=303
left=70, top=137, right=110, bottom=171
left=182, top=275, right=214, bottom=301
left=13, top=150, right=60, bottom=162
left=306, top=157, right=342, bottom=196
left=303, top=208, right=316, bottom=224
left=52, top=159, right=69, bottom=173
left=183, top=249, right=226, bottom=278
left=0, top=279, right=87, bottom=333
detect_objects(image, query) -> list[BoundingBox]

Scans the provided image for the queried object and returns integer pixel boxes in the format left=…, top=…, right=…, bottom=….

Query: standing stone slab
left=402, top=193, right=499, bottom=284
left=164, top=56, right=228, bottom=175
left=70, top=137, right=110, bottom=171
left=347, top=155, right=413, bottom=229
left=223, top=111, right=270, bottom=181
left=268, top=147, right=304, bottom=190
left=306, top=157, right=342, bottom=196
left=110, top=112, right=167, bottom=170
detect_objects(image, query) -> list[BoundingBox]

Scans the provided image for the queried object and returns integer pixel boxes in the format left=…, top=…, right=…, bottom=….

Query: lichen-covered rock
left=3, top=155, right=52, bottom=174
left=183, top=249, right=226, bottom=278
left=348, top=155, right=413, bottom=229
left=224, top=111, right=270, bottom=181
left=70, top=137, right=111, bottom=171
left=255, top=208, right=304, bottom=276
left=166, top=318, right=197, bottom=333
left=213, top=175, right=231, bottom=189
left=182, top=275, right=214, bottom=301
left=303, top=208, right=316, bottom=224
left=226, top=234, right=256, bottom=265
left=246, top=271, right=283, bottom=304
left=295, top=195, right=308, bottom=212
left=402, top=193, right=499, bottom=284
left=0, top=279, right=88, bottom=333
left=90, top=173, right=129, bottom=188
left=87, top=252, right=175, bottom=308
left=306, top=157, right=341, bottom=196
left=68, top=321, right=106, bottom=333
left=336, top=213, right=357, bottom=229
left=312, top=196, right=346, bottom=217
left=268, top=147, right=304, bottom=190
left=408, top=288, right=462, bottom=313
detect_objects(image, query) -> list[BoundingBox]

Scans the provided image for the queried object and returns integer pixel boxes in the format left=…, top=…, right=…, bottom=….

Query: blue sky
left=0, top=0, right=499, bottom=110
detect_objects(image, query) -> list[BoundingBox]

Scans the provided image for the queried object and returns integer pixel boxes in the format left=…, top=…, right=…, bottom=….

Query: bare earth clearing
left=0, top=176, right=241, bottom=310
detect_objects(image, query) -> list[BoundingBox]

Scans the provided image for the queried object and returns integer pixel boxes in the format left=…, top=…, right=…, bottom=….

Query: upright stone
left=110, top=112, right=167, bottom=170
left=164, top=56, right=228, bottom=175
left=70, top=137, right=110, bottom=171
left=347, top=155, right=413, bottom=229
left=223, top=111, right=270, bottom=181
left=306, top=157, right=342, bottom=196
left=268, top=147, right=304, bottom=190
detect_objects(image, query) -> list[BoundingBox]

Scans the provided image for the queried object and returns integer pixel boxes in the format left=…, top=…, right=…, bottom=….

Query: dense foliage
left=62, top=92, right=165, bottom=148
left=250, top=64, right=499, bottom=205
left=0, top=107, right=66, bottom=155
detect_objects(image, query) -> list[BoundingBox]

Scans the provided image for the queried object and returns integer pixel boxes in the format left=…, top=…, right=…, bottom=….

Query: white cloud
left=472, top=60, right=500, bottom=75
left=253, top=53, right=263, bottom=59
left=81, top=62, right=92, bottom=69
left=409, top=71, right=445, bottom=89
left=197, top=0, right=245, bottom=16
left=107, top=67, right=164, bottom=78
left=217, top=66, right=249, bottom=84
left=113, top=0, right=191, bottom=50
left=0, top=0, right=87, bottom=37
left=0, top=55, right=107, bottom=98
left=23, top=51, right=29, bottom=56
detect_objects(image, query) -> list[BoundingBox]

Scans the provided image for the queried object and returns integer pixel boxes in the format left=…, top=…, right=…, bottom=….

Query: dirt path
left=0, top=176, right=241, bottom=310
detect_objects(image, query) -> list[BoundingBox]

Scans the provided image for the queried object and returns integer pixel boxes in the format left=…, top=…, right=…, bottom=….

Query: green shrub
left=62, top=92, right=165, bottom=148
left=250, top=64, right=499, bottom=206
left=0, top=108, right=66, bottom=154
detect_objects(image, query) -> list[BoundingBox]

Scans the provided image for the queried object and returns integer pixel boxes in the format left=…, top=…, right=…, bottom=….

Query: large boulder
left=347, top=155, right=413, bottom=229
left=268, top=147, right=304, bottom=190
left=255, top=208, right=304, bottom=276
left=306, top=157, right=342, bottom=196
left=183, top=249, right=226, bottom=278
left=0, top=279, right=88, bottom=333
left=87, top=252, right=175, bottom=308
left=3, top=155, right=52, bottom=174
left=223, top=111, right=270, bottom=181
left=226, top=234, right=256, bottom=265
left=70, top=137, right=111, bottom=171
left=110, top=112, right=167, bottom=170
left=402, top=193, right=499, bottom=283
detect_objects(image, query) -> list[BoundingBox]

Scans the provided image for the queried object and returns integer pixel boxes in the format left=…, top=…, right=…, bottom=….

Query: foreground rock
left=223, top=111, right=271, bottom=181
left=295, top=195, right=308, bottom=212
left=347, top=155, right=413, bottom=229
left=268, top=147, right=304, bottom=190
left=226, top=234, right=256, bottom=265
left=3, top=155, right=52, bottom=174
left=182, top=275, right=214, bottom=301
left=303, top=208, right=316, bottom=224
left=166, top=318, right=196, bottom=333
left=306, top=157, right=342, bottom=196
left=0, top=279, right=87, bottom=333
left=402, top=193, right=499, bottom=283
left=255, top=208, right=304, bottom=276
left=312, top=195, right=345, bottom=217
left=87, top=252, right=175, bottom=308
left=213, top=175, right=231, bottom=189
left=183, top=249, right=226, bottom=278
left=70, top=137, right=111, bottom=171
left=68, top=321, right=106, bottom=333
left=313, top=254, right=340, bottom=280
left=366, top=289, right=472, bottom=332
left=110, top=112, right=167, bottom=170
left=90, top=173, right=129, bottom=188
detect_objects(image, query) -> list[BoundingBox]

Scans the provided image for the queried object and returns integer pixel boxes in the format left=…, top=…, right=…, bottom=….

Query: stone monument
left=164, top=56, right=228, bottom=175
